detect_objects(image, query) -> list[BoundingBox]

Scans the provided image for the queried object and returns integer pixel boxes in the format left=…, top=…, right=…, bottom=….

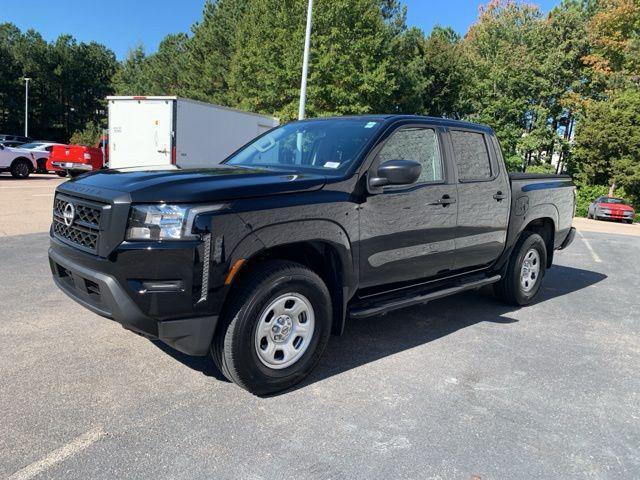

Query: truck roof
left=296, top=114, right=494, bottom=134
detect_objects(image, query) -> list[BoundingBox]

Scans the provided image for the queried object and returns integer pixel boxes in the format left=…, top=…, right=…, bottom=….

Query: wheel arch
left=11, top=156, right=34, bottom=172
left=222, top=220, right=355, bottom=337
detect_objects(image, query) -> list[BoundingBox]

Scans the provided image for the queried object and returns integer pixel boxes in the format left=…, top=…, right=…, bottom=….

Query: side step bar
left=349, top=275, right=501, bottom=319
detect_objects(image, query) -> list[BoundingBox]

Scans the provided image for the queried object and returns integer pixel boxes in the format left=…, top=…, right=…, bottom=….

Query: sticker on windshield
left=364, top=122, right=378, bottom=128
left=324, top=162, right=340, bottom=169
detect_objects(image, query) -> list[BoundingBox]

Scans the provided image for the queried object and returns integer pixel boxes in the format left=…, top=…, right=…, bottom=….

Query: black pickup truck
left=49, top=115, right=576, bottom=395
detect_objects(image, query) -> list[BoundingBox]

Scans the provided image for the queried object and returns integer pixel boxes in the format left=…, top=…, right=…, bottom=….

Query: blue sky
left=2, top=0, right=560, bottom=60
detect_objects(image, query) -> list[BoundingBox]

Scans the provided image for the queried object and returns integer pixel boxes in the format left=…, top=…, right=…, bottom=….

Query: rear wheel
left=495, top=231, right=547, bottom=306
left=10, top=159, right=31, bottom=179
left=211, top=260, right=332, bottom=395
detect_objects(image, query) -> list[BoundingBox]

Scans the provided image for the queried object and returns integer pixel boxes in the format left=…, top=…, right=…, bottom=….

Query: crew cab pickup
left=49, top=115, right=576, bottom=395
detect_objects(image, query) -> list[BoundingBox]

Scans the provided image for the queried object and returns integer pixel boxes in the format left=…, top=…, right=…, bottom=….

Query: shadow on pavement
left=153, top=264, right=607, bottom=392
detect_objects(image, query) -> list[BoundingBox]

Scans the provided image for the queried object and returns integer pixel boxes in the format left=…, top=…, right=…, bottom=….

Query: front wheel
left=494, top=231, right=547, bottom=306
left=211, top=260, right=332, bottom=395
left=10, top=159, right=31, bottom=179
left=55, top=171, right=67, bottom=178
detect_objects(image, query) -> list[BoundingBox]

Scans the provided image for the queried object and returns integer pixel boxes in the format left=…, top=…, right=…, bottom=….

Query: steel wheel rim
left=254, top=293, right=315, bottom=370
left=520, top=248, right=540, bottom=293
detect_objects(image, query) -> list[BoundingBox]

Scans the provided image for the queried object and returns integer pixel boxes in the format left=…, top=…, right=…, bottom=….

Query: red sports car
left=587, top=196, right=636, bottom=224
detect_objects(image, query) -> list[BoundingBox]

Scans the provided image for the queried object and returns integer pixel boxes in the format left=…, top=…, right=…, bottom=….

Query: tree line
left=1, top=0, right=639, bottom=209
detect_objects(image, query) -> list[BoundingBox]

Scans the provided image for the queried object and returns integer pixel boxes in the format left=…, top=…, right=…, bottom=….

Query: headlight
left=127, top=204, right=190, bottom=240
left=126, top=203, right=227, bottom=241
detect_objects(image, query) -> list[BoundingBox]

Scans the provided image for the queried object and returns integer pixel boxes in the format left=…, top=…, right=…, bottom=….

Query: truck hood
left=61, top=165, right=327, bottom=203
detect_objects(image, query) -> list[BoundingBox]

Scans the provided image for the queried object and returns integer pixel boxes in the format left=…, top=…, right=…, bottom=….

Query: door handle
left=429, top=195, right=457, bottom=207
left=493, top=191, right=507, bottom=201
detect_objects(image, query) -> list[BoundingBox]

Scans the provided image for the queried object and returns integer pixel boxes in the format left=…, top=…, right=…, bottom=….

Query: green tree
left=227, top=0, right=405, bottom=120
left=184, top=0, right=250, bottom=104
left=571, top=89, right=640, bottom=203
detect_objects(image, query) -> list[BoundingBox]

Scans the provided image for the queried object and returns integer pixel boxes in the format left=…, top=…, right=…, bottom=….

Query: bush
left=526, top=163, right=556, bottom=174
left=69, top=121, right=104, bottom=146
left=574, top=184, right=610, bottom=217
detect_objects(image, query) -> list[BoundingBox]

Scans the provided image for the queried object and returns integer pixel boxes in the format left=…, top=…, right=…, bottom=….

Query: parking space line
left=8, top=427, right=105, bottom=480
left=32, top=193, right=54, bottom=197
left=0, top=185, right=59, bottom=190
left=577, top=230, right=602, bottom=263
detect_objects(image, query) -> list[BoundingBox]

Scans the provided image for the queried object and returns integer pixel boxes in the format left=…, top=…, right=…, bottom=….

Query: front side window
left=377, top=127, right=443, bottom=183
left=225, top=118, right=383, bottom=176
left=451, top=130, right=492, bottom=181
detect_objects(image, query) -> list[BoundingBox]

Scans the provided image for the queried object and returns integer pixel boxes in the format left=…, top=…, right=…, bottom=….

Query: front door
left=359, top=125, right=458, bottom=290
left=449, top=129, right=510, bottom=270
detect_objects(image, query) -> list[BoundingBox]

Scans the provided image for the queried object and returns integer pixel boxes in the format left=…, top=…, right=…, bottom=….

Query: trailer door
left=108, top=99, right=174, bottom=169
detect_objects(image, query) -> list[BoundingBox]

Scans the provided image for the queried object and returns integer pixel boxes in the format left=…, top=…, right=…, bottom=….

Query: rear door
left=359, top=123, right=458, bottom=289
left=449, top=129, right=510, bottom=270
left=108, top=99, right=174, bottom=169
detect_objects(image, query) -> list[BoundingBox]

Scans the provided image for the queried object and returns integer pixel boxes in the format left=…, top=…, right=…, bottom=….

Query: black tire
left=211, top=260, right=332, bottom=395
left=587, top=212, right=593, bottom=219
left=56, top=171, right=67, bottom=178
left=494, top=231, right=547, bottom=306
left=10, top=159, right=31, bottom=179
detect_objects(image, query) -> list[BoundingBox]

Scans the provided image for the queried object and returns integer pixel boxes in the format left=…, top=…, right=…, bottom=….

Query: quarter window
left=451, top=130, right=492, bottom=181
left=377, top=127, right=443, bottom=183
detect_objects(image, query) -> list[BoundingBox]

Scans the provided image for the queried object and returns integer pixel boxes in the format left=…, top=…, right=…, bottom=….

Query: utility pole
left=298, top=0, right=313, bottom=120
left=24, top=77, right=31, bottom=137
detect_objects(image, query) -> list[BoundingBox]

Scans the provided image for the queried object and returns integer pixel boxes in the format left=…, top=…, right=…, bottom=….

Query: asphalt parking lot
left=1, top=175, right=639, bottom=479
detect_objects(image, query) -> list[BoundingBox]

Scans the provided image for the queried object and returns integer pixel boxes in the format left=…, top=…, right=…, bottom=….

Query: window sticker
left=324, top=161, right=340, bottom=169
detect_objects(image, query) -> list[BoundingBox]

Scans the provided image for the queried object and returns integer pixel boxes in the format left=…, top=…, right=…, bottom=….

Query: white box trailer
left=106, top=96, right=279, bottom=169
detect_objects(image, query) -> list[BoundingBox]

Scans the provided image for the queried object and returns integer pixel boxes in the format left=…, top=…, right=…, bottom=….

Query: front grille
left=52, top=196, right=103, bottom=252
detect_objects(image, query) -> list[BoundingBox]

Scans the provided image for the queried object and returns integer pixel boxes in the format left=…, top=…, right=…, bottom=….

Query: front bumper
left=595, top=210, right=634, bottom=221
left=48, top=238, right=219, bottom=356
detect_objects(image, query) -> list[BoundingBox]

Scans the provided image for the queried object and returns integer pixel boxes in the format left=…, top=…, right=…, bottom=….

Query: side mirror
left=369, top=159, right=422, bottom=188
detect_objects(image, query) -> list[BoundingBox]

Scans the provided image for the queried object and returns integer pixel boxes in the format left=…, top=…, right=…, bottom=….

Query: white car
left=15, top=141, right=64, bottom=173
left=0, top=144, right=37, bottom=179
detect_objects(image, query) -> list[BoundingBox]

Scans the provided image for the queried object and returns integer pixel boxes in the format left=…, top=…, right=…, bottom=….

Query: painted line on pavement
left=8, top=427, right=105, bottom=480
left=577, top=230, right=602, bottom=263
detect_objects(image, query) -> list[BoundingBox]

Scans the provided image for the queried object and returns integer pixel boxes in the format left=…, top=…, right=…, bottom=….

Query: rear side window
left=377, top=127, right=443, bottom=183
left=451, top=130, right=492, bottom=181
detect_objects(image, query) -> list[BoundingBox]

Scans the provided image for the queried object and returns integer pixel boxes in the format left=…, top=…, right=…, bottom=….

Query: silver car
left=587, top=196, right=636, bottom=224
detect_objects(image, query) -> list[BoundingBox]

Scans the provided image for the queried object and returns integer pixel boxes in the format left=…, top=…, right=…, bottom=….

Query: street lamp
left=298, top=0, right=313, bottom=120
left=23, top=77, right=31, bottom=137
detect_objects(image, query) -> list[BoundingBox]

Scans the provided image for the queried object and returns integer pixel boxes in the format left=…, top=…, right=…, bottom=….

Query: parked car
left=47, top=138, right=107, bottom=177
left=0, top=143, right=36, bottom=178
left=587, top=196, right=635, bottom=224
left=0, top=133, right=31, bottom=144
left=0, top=140, right=26, bottom=148
left=15, top=141, right=64, bottom=173
left=48, top=115, right=576, bottom=395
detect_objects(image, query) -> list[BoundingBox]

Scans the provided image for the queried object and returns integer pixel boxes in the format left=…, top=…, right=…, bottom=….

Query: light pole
left=24, top=77, right=31, bottom=137
left=298, top=0, right=313, bottom=120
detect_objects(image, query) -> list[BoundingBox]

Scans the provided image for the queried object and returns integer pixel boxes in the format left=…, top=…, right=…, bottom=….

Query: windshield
left=19, top=142, right=43, bottom=149
left=225, top=118, right=383, bottom=175
left=599, top=197, right=626, bottom=204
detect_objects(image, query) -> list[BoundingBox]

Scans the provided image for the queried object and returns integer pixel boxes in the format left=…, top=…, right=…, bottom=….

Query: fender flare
left=227, top=219, right=356, bottom=335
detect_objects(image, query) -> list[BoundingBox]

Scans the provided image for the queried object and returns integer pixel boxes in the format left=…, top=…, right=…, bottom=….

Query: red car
left=47, top=137, right=108, bottom=177
left=587, top=196, right=636, bottom=224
